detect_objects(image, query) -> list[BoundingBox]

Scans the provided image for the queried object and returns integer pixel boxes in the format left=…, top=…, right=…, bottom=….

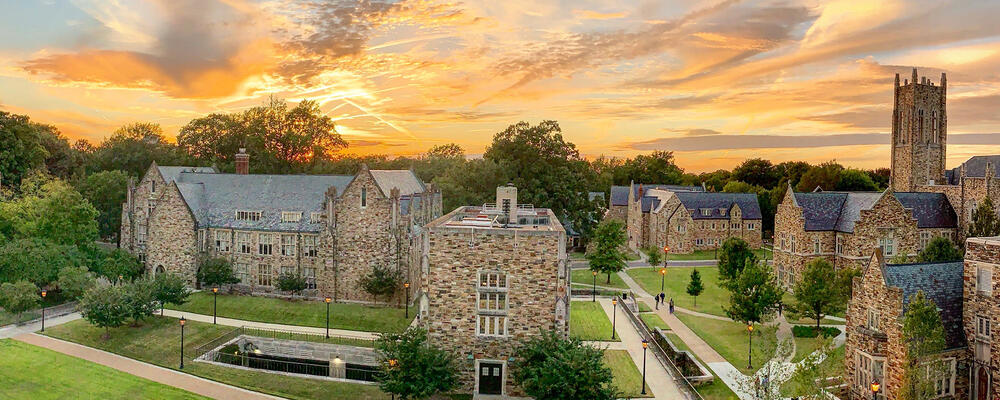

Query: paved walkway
left=13, top=333, right=282, bottom=400
left=0, top=311, right=82, bottom=339
left=161, top=309, right=379, bottom=339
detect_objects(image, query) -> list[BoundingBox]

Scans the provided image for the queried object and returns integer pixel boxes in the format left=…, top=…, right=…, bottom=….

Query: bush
left=792, top=325, right=841, bottom=338
left=276, top=272, right=308, bottom=294
left=122, top=279, right=158, bottom=325
left=197, top=257, right=239, bottom=288
left=0, top=280, right=40, bottom=322
left=152, top=273, right=191, bottom=314
left=56, top=266, right=96, bottom=300
left=94, top=249, right=144, bottom=282
left=79, top=285, right=129, bottom=339
left=359, top=263, right=401, bottom=304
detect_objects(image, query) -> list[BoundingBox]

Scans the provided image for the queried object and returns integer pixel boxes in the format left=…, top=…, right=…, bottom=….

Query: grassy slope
left=662, top=332, right=739, bottom=400
left=0, top=339, right=206, bottom=399
left=603, top=350, right=652, bottom=398
left=640, top=313, right=669, bottom=331
left=663, top=248, right=772, bottom=261
left=675, top=312, right=777, bottom=375
left=626, top=267, right=729, bottom=317
left=44, top=316, right=389, bottom=400
left=166, top=292, right=413, bottom=333
left=570, top=268, right=630, bottom=289
left=570, top=301, right=619, bottom=342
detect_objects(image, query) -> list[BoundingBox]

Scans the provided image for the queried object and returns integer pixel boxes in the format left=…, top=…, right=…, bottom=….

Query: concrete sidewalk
left=160, top=309, right=379, bottom=339
left=13, top=333, right=282, bottom=400
left=595, top=298, right=685, bottom=400
left=0, top=312, right=82, bottom=339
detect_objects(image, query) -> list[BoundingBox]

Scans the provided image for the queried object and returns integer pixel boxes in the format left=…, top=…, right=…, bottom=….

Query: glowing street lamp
left=870, top=379, right=880, bottom=400
left=611, top=298, right=618, bottom=340
left=641, top=339, right=649, bottom=395
left=211, top=287, right=219, bottom=324
left=747, top=324, right=754, bottom=369
left=179, top=316, right=186, bottom=369
left=659, top=268, right=667, bottom=292
left=325, top=297, right=332, bottom=339
left=40, top=290, right=47, bottom=332
left=404, top=282, right=410, bottom=319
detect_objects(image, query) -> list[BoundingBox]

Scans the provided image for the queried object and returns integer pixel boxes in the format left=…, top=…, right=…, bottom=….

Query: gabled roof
left=609, top=184, right=703, bottom=206
left=794, top=192, right=848, bottom=231
left=894, top=192, right=958, bottom=228
left=157, top=165, right=217, bottom=183
left=370, top=170, right=425, bottom=197
left=793, top=191, right=957, bottom=233
left=640, top=197, right=660, bottom=213
left=946, top=155, right=1000, bottom=184
left=674, top=192, right=762, bottom=220
left=882, top=261, right=966, bottom=350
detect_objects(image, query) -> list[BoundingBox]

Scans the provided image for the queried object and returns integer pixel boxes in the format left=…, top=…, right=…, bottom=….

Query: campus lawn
left=570, top=301, right=619, bottom=342
left=780, top=345, right=845, bottom=398
left=166, top=292, right=414, bottom=333
left=603, top=350, right=652, bottom=398
left=44, top=316, right=391, bottom=400
left=0, top=339, right=207, bottom=399
left=570, top=268, right=630, bottom=290
left=675, top=313, right=777, bottom=375
left=662, top=248, right=772, bottom=262
left=626, top=267, right=729, bottom=317
left=662, top=332, right=739, bottom=400
left=640, top=313, right=669, bottom=331
left=791, top=336, right=825, bottom=364
left=636, top=301, right=652, bottom=313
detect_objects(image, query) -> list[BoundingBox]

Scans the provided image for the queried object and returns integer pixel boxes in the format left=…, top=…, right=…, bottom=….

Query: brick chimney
left=235, top=148, right=249, bottom=174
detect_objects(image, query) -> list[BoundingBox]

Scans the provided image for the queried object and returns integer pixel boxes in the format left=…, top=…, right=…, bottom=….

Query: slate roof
left=674, top=192, right=762, bottom=220
left=793, top=191, right=957, bottom=233
left=640, top=197, right=661, bottom=213
left=370, top=170, right=425, bottom=196
left=157, top=166, right=218, bottom=183
left=882, top=261, right=966, bottom=350
left=946, top=155, right=1000, bottom=184
left=609, top=184, right=704, bottom=206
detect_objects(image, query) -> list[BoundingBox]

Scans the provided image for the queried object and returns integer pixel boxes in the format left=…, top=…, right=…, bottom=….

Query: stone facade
left=419, top=187, right=569, bottom=397
left=919, top=163, right=1000, bottom=243
left=891, top=69, right=948, bottom=193
left=963, top=237, right=1000, bottom=400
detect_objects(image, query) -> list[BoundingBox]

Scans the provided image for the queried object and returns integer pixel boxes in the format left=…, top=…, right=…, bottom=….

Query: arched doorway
left=976, top=365, right=990, bottom=400
left=155, top=265, right=165, bottom=276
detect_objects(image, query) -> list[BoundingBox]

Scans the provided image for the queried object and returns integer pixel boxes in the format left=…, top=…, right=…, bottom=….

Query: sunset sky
left=3, top=0, right=1000, bottom=172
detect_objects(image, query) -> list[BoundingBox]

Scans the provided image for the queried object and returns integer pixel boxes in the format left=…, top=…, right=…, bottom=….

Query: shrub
left=0, top=280, right=39, bottom=323
left=359, top=263, right=401, bottom=304
left=56, top=266, right=96, bottom=300
left=792, top=325, right=841, bottom=338
left=152, top=273, right=191, bottom=315
left=276, top=272, right=308, bottom=295
left=79, top=285, right=129, bottom=339
left=122, top=279, right=158, bottom=325
left=197, top=257, right=239, bottom=288
left=94, top=249, right=144, bottom=282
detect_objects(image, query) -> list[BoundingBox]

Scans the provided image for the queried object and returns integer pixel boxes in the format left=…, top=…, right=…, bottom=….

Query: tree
left=789, top=259, right=850, bottom=329
left=122, top=279, right=158, bottom=326
left=360, top=263, right=401, bottom=304
left=376, top=327, right=458, bottom=399
left=969, top=197, right=1000, bottom=238
left=586, top=219, right=628, bottom=284
left=95, top=249, right=144, bottom=282
left=918, top=237, right=963, bottom=263
left=432, top=158, right=510, bottom=213
left=0, top=280, right=39, bottom=323
left=0, top=177, right=99, bottom=246
left=866, top=168, right=891, bottom=189
left=410, top=143, right=466, bottom=183
left=731, top=158, right=780, bottom=188
left=699, top=169, right=731, bottom=192
left=774, top=161, right=812, bottom=188
left=56, top=266, right=96, bottom=300
left=724, top=262, right=783, bottom=326
left=197, top=257, right=239, bottom=288
left=76, top=170, right=129, bottom=241
left=687, top=269, right=705, bottom=306
left=717, top=237, right=757, bottom=287
left=79, top=285, right=130, bottom=339
left=836, top=168, right=879, bottom=191
left=621, top=151, right=684, bottom=185
left=0, top=238, right=86, bottom=287
left=899, top=291, right=947, bottom=400
left=512, top=329, right=617, bottom=400
left=88, top=122, right=192, bottom=177
left=795, top=162, right=844, bottom=192
left=643, top=246, right=663, bottom=267
left=152, top=273, right=191, bottom=315
left=277, top=272, right=308, bottom=295
left=0, top=111, right=84, bottom=186
left=722, top=181, right=760, bottom=194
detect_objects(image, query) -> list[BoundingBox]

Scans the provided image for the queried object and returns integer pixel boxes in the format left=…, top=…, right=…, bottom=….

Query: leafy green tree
left=687, top=269, right=705, bottom=306
left=513, top=329, right=617, bottom=400
left=969, top=197, right=1000, bottom=238
left=724, top=262, right=783, bottom=326
left=586, top=219, right=628, bottom=284
left=621, top=151, right=684, bottom=185
left=774, top=161, right=812, bottom=188
left=731, top=158, right=780, bottom=188
left=0, top=280, right=39, bottom=323
left=795, top=162, right=844, bottom=192
left=717, top=237, right=758, bottom=287
left=79, top=285, right=129, bottom=339
left=866, top=168, right=891, bottom=189
left=789, top=259, right=850, bottom=329
left=95, top=249, right=144, bottom=282
left=699, top=169, right=731, bottom=192
left=836, top=168, right=878, bottom=191
left=899, top=291, right=947, bottom=400
left=0, top=238, right=86, bottom=287
left=410, top=143, right=466, bottom=184
left=76, top=170, right=129, bottom=241
left=0, top=177, right=98, bottom=246
left=722, top=181, right=760, bottom=194
left=432, top=158, right=510, bottom=213
left=359, top=263, right=401, bottom=304
left=0, top=111, right=84, bottom=186
left=88, top=122, right=192, bottom=177
left=123, top=278, right=157, bottom=325
left=56, top=266, right=96, bottom=300
left=918, top=237, right=963, bottom=263
left=376, top=327, right=458, bottom=399
left=196, top=257, right=239, bottom=288
left=644, top=246, right=663, bottom=267
left=152, top=273, right=191, bottom=315
left=277, top=272, right=308, bottom=295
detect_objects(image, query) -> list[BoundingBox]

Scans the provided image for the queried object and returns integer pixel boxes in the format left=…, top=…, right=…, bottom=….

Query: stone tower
left=890, top=68, right=948, bottom=192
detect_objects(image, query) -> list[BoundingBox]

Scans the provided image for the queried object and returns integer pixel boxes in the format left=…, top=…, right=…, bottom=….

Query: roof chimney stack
left=235, top=148, right=249, bottom=175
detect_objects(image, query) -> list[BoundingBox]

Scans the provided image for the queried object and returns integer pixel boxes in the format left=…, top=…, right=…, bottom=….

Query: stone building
left=607, top=182, right=703, bottom=222
left=625, top=184, right=762, bottom=254
left=120, top=152, right=442, bottom=303
left=419, top=185, right=569, bottom=397
left=963, top=237, right=1000, bottom=400
left=773, top=188, right=957, bottom=287
left=844, top=250, right=967, bottom=400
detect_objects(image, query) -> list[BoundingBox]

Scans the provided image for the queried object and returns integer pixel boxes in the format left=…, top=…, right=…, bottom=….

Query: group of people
left=654, top=292, right=673, bottom=313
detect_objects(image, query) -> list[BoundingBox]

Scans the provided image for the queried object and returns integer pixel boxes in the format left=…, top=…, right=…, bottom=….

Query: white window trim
left=310, top=212, right=324, bottom=223
left=281, top=211, right=302, bottom=223
left=476, top=315, right=508, bottom=337
left=215, top=231, right=230, bottom=253
left=477, top=292, right=509, bottom=313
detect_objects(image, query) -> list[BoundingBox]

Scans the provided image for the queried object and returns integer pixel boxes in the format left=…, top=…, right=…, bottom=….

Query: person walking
left=655, top=293, right=660, bottom=310
left=668, top=298, right=674, bottom=314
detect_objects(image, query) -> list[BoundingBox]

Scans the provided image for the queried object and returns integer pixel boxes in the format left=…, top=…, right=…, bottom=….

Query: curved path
left=159, top=309, right=379, bottom=340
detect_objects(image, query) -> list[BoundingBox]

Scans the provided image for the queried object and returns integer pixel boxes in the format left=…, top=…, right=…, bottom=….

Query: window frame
left=978, top=264, right=993, bottom=296
left=281, top=212, right=302, bottom=223
left=360, top=187, right=368, bottom=208
left=236, top=232, right=252, bottom=254
left=256, top=264, right=272, bottom=286
left=280, top=234, right=297, bottom=257
left=258, top=233, right=274, bottom=255
left=235, top=210, right=263, bottom=222
left=215, top=230, right=230, bottom=253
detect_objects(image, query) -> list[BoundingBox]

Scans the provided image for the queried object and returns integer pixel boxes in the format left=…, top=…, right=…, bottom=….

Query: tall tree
left=196, top=257, right=239, bottom=288
left=969, top=197, right=1000, bottom=238
left=774, top=161, right=812, bottom=188
left=151, top=273, right=191, bottom=315
left=796, top=162, right=844, bottom=192
left=76, top=170, right=129, bottom=242
left=0, top=238, right=86, bottom=287
left=687, top=269, right=704, bottom=306
left=94, top=249, right=144, bottom=282
left=432, top=158, right=510, bottom=212
left=836, top=169, right=879, bottom=191
left=359, top=262, right=401, bottom=304
left=376, top=328, right=458, bottom=400
left=724, top=262, right=783, bottom=326
left=717, top=237, right=758, bottom=288
left=587, top=220, right=628, bottom=284
left=789, top=259, right=850, bottom=329
left=699, top=169, right=731, bottom=192
left=0, top=111, right=84, bottom=186
left=732, top=158, right=780, bottom=188
left=512, top=329, right=618, bottom=400
left=899, top=291, right=948, bottom=400
left=89, top=122, right=191, bottom=177
left=918, top=237, right=963, bottom=263
left=55, top=266, right=96, bottom=300
left=644, top=246, right=663, bottom=268
left=621, top=151, right=684, bottom=185
left=79, top=285, right=130, bottom=339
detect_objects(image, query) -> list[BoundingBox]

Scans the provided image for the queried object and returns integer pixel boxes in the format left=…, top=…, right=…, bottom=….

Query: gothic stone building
left=606, top=183, right=703, bottom=222
left=625, top=184, right=762, bottom=254
left=419, top=185, right=570, bottom=397
left=120, top=157, right=442, bottom=303
left=773, top=188, right=957, bottom=287
left=963, top=237, right=1000, bottom=400
left=844, top=250, right=967, bottom=400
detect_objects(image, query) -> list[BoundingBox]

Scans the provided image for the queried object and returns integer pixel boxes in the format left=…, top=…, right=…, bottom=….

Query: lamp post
left=747, top=323, right=754, bottom=370
left=40, top=290, right=47, bottom=332
left=611, top=297, right=618, bottom=340
left=659, top=268, right=666, bottom=292
left=324, top=297, right=332, bottom=339
left=641, top=339, right=648, bottom=395
left=118, top=274, right=123, bottom=286
left=870, top=379, right=880, bottom=400
left=179, top=316, right=186, bottom=369
left=592, top=271, right=597, bottom=302
left=211, top=287, right=219, bottom=324
left=404, top=282, right=410, bottom=319
left=663, top=245, right=670, bottom=265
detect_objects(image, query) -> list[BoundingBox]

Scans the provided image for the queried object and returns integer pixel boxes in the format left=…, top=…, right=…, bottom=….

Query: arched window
left=155, top=265, right=165, bottom=275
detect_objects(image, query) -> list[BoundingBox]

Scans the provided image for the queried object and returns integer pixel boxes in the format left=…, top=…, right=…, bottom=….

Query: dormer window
left=310, top=212, right=323, bottom=223
left=719, top=208, right=727, bottom=216
left=281, top=212, right=302, bottom=223
left=235, top=210, right=262, bottom=221
left=700, top=208, right=712, bottom=216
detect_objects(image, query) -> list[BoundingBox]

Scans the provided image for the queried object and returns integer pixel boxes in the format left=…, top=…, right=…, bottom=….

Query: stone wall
left=844, top=254, right=905, bottom=400
left=146, top=183, right=199, bottom=284
left=963, top=237, right=1000, bottom=399
left=121, top=163, right=168, bottom=257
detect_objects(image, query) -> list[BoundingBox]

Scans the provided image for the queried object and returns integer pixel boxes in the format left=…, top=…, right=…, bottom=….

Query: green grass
left=662, top=333, right=739, bottom=400
left=570, top=251, right=587, bottom=260
left=44, top=316, right=391, bottom=400
left=570, top=301, right=619, bottom=342
left=637, top=302, right=652, bottom=313
left=791, top=336, right=825, bottom=364
left=571, top=268, right=631, bottom=289
left=663, top=248, right=772, bottom=261
left=627, top=267, right=729, bottom=317
left=780, top=345, right=845, bottom=398
left=603, top=350, right=652, bottom=398
left=166, top=292, right=413, bottom=332
left=0, top=292, right=71, bottom=326
left=0, top=339, right=207, bottom=399
left=675, top=313, right=777, bottom=374
left=640, top=313, right=669, bottom=331
left=785, top=315, right=845, bottom=325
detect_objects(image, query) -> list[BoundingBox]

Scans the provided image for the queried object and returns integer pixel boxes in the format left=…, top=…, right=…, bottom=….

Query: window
left=281, top=212, right=302, bottom=223
left=747, top=222, right=756, bottom=230
left=479, top=272, right=507, bottom=289
left=310, top=212, right=323, bottom=223
left=235, top=262, right=250, bottom=284
left=836, top=236, right=843, bottom=255
left=977, top=316, right=991, bottom=339
left=701, top=208, right=711, bottom=216
left=978, top=265, right=993, bottom=296
left=926, top=359, right=956, bottom=396
left=148, top=200, right=156, bottom=217
left=676, top=224, right=685, bottom=233
left=303, top=267, right=317, bottom=289
left=477, top=315, right=507, bottom=337
left=477, top=271, right=508, bottom=337
left=236, top=232, right=252, bottom=254
left=790, top=235, right=796, bottom=253
left=731, top=223, right=739, bottom=229
left=258, top=233, right=274, bottom=255
left=280, top=266, right=294, bottom=277
left=137, top=224, right=147, bottom=245
left=855, top=352, right=885, bottom=400
left=151, top=180, right=156, bottom=193
left=781, top=237, right=786, bottom=250
left=814, top=240, right=820, bottom=255
left=257, top=264, right=272, bottom=286
left=920, top=231, right=931, bottom=249
left=478, top=292, right=507, bottom=312
left=280, top=234, right=296, bottom=257
left=302, top=235, right=318, bottom=257
left=197, top=229, right=205, bottom=251
left=879, top=231, right=895, bottom=257
left=696, top=238, right=704, bottom=246
left=360, top=187, right=367, bottom=208
left=215, top=231, right=230, bottom=252
left=719, top=208, right=727, bottom=216
left=866, top=308, right=880, bottom=331
left=235, top=210, right=262, bottom=221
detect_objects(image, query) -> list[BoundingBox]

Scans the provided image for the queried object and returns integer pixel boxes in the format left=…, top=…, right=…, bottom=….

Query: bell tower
left=890, top=68, right=947, bottom=192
